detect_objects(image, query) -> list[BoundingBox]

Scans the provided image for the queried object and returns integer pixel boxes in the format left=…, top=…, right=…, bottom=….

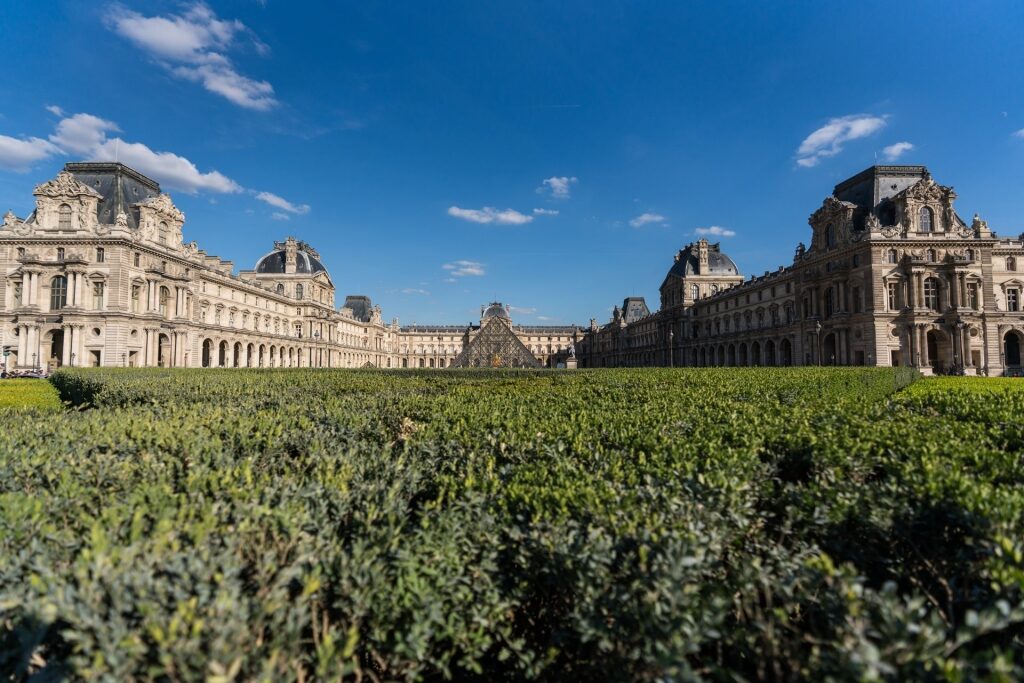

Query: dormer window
left=919, top=206, right=934, bottom=233
left=58, top=204, right=72, bottom=231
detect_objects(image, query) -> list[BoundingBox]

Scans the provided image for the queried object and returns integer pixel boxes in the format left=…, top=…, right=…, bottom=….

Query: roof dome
left=482, top=302, right=511, bottom=321
left=254, top=246, right=327, bottom=275
left=666, top=241, right=739, bottom=279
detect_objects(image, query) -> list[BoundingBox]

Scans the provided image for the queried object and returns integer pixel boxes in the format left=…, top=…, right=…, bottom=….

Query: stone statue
left=568, top=342, right=576, bottom=358
left=864, top=212, right=881, bottom=231
left=115, top=211, right=129, bottom=228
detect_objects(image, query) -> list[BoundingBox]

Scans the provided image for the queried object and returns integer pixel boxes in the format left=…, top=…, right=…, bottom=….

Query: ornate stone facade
left=0, top=162, right=578, bottom=371
left=580, top=165, right=1024, bottom=376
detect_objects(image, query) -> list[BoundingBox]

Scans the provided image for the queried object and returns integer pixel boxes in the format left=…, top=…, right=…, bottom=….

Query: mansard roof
left=833, top=165, right=930, bottom=210
left=666, top=241, right=739, bottom=279
left=64, top=162, right=161, bottom=230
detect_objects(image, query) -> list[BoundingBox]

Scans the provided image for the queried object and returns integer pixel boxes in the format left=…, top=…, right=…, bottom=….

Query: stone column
left=919, top=325, right=929, bottom=369
left=61, top=324, right=72, bottom=366
left=963, top=326, right=973, bottom=367
left=960, top=273, right=968, bottom=309
left=74, top=325, right=84, bottom=366
left=16, top=324, right=28, bottom=365
left=949, top=274, right=958, bottom=309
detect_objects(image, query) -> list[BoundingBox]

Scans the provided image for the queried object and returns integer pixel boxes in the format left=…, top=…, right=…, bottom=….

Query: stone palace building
left=580, top=165, right=1024, bottom=375
left=0, top=162, right=577, bottom=371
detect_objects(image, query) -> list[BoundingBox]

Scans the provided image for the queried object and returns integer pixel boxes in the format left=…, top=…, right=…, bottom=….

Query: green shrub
left=1, top=367, right=1022, bottom=680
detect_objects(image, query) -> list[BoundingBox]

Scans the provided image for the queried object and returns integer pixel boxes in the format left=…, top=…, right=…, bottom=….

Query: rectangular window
left=131, top=285, right=141, bottom=313
left=887, top=283, right=899, bottom=310
left=57, top=247, right=65, bottom=260
left=96, top=247, right=105, bottom=263
left=852, top=287, right=861, bottom=313
left=134, top=253, right=141, bottom=267
left=12, top=281, right=22, bottom=306
left=1009, top=288, right=1020, bottom=312
left=93, top=282, right=104, bottom=309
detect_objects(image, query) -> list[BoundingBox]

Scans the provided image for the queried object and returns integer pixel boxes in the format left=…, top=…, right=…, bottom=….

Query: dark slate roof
left=622, top=297, right=650, bottom=323
left=254, top=249, right=328, bottom=275
left=833, top=165, right=929, bottom=210
left=666, top=242, right=739, bottom=279
left=343, top=295, right=373, bottom=322
left=65, top=162, right=161, bottom=230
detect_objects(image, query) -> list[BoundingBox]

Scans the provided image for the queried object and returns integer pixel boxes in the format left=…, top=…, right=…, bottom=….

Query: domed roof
left=482, top=302, right=511, bottom=321
left=666, top=241, right=739, bottom=279
left=254, top=248, right=327, bottom=275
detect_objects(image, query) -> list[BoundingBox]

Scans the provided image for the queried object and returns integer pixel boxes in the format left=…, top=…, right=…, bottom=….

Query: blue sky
left=2, top=1, right=1024, bottom=325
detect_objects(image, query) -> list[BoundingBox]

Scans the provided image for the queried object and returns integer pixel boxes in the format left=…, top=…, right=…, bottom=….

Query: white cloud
left=882, top=141, right=914, bottom=161
left=402, top=288, right=430, bottom=295
left=695, top=225, right=736, bottom=237
left=91, top=137, right=241, bottom=194
left=796, top=114, right=887, bottom=167
left=0, top=109, right=242, bottom=193
left=442, top=260, right=485, bottom=277
left=447, top=206, right=533, bottom=225
left=1013, top=128, right=1024, bottom=139
left=49, top=113, right=120, bottom=156
left=270, top=212, right=290, bottom=221
left=629, top=212, right=666, bottom=228
left=107, top=3, right=276, bottom=111
left=539, top=176, right=578, bottom=199
left=508, top=305, right=537, bottom=315
left=0, top=135, right=60, bottom=172
left=532, top=208, right=559, bottom=216
left=255, top=191, right=309, bottom=215
left=45, top=105, right=65, bottom=117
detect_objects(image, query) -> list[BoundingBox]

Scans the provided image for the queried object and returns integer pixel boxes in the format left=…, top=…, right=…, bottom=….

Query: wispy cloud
left=796, top=114, right=887, bottom=167
left=695, top=225, right=736, bottom=237
left=270, top=212, right=290, bottom=221
left=45, top=105, right=64, bottom=117
left=882, top=141, right=914, bottom=161
left=1013, top=128, right=1024, bottom=139
left=630, top=212, right=666, bottom=228
left=533, top=208, right=559, bottom=216
left=255, top=190, right=309, bottom=215
left=448, top=206, right=533, bottom=225
left=0, top=109, right=241, bottom=193
left=106, top=2, right=276, bottom=111
left=508, top=305, right=537, bottom=315
left=443, top=260, right=485, bottom=277
left=539, top=175, right=578, bottom=199
left=402, top=288, right=430, bottom=295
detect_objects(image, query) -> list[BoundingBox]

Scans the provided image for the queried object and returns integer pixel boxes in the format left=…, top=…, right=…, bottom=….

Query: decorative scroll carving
left=33, top=171, right=101, bottom=199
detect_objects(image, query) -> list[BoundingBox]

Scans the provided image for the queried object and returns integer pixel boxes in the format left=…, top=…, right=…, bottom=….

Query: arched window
left=276, top=283, right=284, bottom=295
left=919, top=206, right=934, bottom=233
left=826, top=223, right=837, bottom=248
left=887, top=249, right=898, bottom=264
left=296, top=284, right=304, bottom=299
left=923, top=277, right=940, bottom=311
left=158, top=221, right=169, bottom=244
left=50, top=275, right=67, bottom=310
left=1007, top=256, right=1017, bottom=272
left=58, top=204, right=72, bottom=231
left=690, top=284, right=699, bottom=300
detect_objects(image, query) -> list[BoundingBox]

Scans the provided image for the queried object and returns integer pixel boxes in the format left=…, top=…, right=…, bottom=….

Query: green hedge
left=3, top=367, right=1023, bottom=680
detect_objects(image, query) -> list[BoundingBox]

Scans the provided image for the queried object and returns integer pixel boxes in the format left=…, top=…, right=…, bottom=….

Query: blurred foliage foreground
left=2, top=367, right=1023, bottom=681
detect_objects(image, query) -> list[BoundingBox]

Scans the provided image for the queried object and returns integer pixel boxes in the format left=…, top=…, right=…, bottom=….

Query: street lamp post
left=954, top=318, right=966, bottom=375
left=814, top=320, right=822, bottom=366
left=668, top=328, right=674, bottom=368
